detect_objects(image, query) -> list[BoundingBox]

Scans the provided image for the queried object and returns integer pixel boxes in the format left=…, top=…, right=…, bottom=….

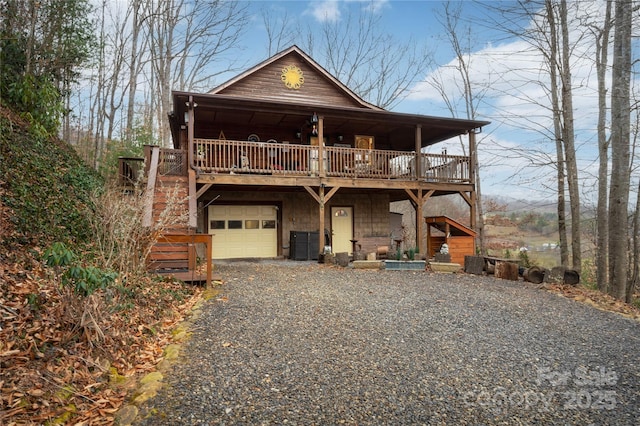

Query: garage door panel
left=208, top=205, right=277, bottom=259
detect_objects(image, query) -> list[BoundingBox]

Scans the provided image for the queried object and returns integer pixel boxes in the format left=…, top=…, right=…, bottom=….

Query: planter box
left=384, top=260, right=426, bottom=271
left=429, top=262, right=462, bottom=273
left=353, top=260, right=384, bottom=270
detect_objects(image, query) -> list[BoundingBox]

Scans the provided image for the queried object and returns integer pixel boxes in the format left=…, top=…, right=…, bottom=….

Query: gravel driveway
left=134, top=261, right=640, bottom=425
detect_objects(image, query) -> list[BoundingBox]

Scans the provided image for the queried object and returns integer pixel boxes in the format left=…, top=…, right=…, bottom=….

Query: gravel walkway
left=135, top=261, right=640, bottom=425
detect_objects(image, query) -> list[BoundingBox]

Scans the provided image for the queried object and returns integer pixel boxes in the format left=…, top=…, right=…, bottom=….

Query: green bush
left=6, top=74, right=64, bottom=137
left=518, top=250, right=532, bottom=268
left=44, top=242, right=117, bottom=297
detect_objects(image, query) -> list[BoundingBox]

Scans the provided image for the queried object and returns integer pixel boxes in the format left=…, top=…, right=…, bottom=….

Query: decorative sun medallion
left=281, top=65, right=304, bottom=90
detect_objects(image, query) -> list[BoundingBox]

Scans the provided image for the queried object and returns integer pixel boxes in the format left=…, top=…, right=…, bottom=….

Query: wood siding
left=448, top=236, right=475, bottom=265
left=217, top=55, right=366, bottom=109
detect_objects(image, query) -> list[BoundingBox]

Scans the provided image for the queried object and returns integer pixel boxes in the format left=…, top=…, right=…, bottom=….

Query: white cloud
left=356, top=0, right=390, bottom=14
left=305, top=0, right=389, bottom=23
left=403, top=0, right=640, bottom=200
left=306, top=0, right=341, bottom=23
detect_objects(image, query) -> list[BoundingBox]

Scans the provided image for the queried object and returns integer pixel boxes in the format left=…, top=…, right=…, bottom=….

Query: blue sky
left=227, top=0, right=618, bottom=201
left=89, top=0, right=637, bottom=202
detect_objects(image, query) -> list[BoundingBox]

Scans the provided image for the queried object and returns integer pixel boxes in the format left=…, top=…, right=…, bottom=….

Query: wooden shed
left=425, top=216, right=477, bottom=265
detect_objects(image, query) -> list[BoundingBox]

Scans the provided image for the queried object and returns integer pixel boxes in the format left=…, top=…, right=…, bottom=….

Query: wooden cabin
left=425, top=216, right=477, bottom=265
left=124, top=46, right=489, bottom=261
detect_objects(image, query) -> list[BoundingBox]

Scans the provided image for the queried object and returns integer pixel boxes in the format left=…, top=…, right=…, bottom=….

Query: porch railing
left=191, top=138, right=470, bottom=183
left=118, top=156, right=144, bottom=186
left=158, top=148, right=187, bottom=176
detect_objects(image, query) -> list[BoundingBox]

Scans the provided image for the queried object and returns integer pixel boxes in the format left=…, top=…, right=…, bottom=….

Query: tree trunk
left=559, top=0, right=581, bottom=272
left=126, top=0, right=142, bottom=144
left=629, top=177, right=640, bottom=303
left=596, top=1, right=612, bottom=293
left=546, top=0, right=569, bottom=267
left=608, top=0, right=632, bottom=301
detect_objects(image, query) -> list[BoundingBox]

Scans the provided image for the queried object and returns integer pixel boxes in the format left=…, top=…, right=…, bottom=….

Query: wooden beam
left=143, top=146, right=160, bottom=227
left=318, top=115, right=325, bottom=177
left=302, top=185, right=333, bottom=256
left=303, top=185, right=321, bottom=204
left=415, top=124, right=422, bottom=178
left=470, top=190, right=477, bottom=230
left=469, top=130, right=477, bottom=231
left=318, top=185, right=325, bottom=256
left=404, top=188, right=419, bottom=205
left=455, top=190, right=476, bottom=233
left=415, top=190, right=424, bottom=255
left=195, top=174, right=474, bottom=194
left=324, top=185, right=340, bottom=203
left=196, top=183, right=213, bottom=199
left=426, top=220, right=432, bottom=258
left=469, top=130, right=477, bottom=190
left=459, top=190, right=472, bottom=207
left=188, top=169, right=197, bottom=229
left=187, top=96, right=195, bottom=164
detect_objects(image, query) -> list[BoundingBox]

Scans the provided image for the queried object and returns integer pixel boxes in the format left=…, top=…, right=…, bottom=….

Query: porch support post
left=303, top=185, right=341, bottom=256
left=318, top=185, right=325, bottom=256
left=426, top=221, right=432, bottom=259
left=142, top=146, right=160, bottom=227
left=458, top=190, right=477, bottom=245
left=415, top=125, right=422, bottom=178
left=470, top=191, right=477, bottom=233
left=188, top=169, right=197, bottom=229
left=416, top=193, right=424, bottom=255
left=187, top=96, right=195, bottom=170
left=469, top=130, right=477, bottom=229
left=404, top=188, right=432, bottom=255
left=187, top=96, right=197, bottom=229
left=318, top=115, right=325, bottom=177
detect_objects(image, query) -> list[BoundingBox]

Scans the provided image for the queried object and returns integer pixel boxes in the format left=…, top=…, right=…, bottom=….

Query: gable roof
left=425, top=216, right=477, bottom=237
left=208, top=45, right=383, bottom=111
left=170, top=46, right=490, bottom=152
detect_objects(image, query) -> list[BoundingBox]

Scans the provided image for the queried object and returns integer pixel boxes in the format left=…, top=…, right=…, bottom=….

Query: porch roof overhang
left=425, top=215, right=477, bottom=237
left=170, top=91, right=490, bottom=152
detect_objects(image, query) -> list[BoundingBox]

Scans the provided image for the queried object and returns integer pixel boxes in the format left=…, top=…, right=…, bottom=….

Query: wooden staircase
left=142, top=146, right=213, bottom=284
left=151, top=174, right=190, bottom=234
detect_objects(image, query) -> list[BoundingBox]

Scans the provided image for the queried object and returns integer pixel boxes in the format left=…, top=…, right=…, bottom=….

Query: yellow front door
left=331, top=207, right=353, bottom=255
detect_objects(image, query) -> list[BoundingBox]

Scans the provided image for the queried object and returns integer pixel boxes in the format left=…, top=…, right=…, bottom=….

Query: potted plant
left=385, top=246, right=425, bottom=270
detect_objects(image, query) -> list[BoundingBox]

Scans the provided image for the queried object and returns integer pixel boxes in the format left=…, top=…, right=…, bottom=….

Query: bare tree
left=608, top=0, right=633, bottom=301
left=302, top=9, right=432, bottom=109
left=261, top=6, right=299, bottom=56
left=430, top=1, right=490, bottom=254
left=482, top=0, right=593, bottom=270
left=629, top=99, right=640, bottom=302
left=145, top=0, right=249, bottom=147
left=91, top=0, right=107, bottom=169
left=586, top=0, right=613, bottom=292
left=558, top=0, right=581, bottom=272
left=544, top=0, right=570, bottom=267
left=125, top=0, right=145, bottom=144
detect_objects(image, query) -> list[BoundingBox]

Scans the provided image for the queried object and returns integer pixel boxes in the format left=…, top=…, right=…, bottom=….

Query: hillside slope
left=0, top=106, right=103, bottom=250
left=0, top=106, right=202, bottom=424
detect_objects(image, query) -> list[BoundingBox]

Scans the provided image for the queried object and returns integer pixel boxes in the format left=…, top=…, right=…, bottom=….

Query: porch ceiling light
left=310, top=112, right=318, bottom=124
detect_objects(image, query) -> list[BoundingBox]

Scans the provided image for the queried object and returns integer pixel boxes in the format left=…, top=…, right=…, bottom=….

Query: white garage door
left=208, top=205, right=278, bottom=259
